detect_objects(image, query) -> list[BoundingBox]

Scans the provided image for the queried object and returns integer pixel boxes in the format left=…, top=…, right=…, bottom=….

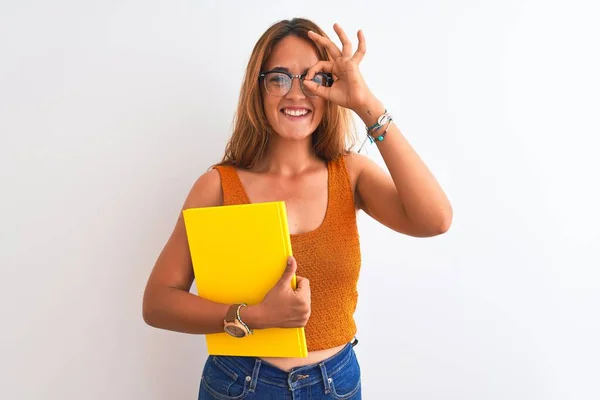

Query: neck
left=258, top=134, right=322, bottom=175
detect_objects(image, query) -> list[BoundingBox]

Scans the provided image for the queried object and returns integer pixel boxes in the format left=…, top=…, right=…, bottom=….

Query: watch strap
left=225, top=304, right=239, bottom=323
left=224, top=303, right=253, bottom=335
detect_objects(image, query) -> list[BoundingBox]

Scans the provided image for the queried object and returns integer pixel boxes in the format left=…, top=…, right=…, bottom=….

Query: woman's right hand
left=254, top=256, right=311, bottom=329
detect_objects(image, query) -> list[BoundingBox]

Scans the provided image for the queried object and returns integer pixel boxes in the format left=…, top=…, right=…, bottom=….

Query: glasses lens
left=311, top=73, right=328, bottom=86
left=264, top=72, right=291, bottom=96
left=301, top=73, right=328, bottom=97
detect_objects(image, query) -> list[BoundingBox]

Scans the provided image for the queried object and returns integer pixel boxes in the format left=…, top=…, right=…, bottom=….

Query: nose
left=285, top=76, right=306, bottom=99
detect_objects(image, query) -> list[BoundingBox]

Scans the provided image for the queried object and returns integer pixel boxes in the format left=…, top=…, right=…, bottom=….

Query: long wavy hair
left=213, top=18, right=356, bottom=169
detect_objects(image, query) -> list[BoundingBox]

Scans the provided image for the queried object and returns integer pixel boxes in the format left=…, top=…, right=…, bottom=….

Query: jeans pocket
left=200, top=356, right=250, bottom=400
left=329, top=352, right=362, bottom=399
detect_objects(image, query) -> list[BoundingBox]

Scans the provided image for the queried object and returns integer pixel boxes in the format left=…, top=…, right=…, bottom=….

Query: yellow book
left=182, top=201, right=308, bottom=358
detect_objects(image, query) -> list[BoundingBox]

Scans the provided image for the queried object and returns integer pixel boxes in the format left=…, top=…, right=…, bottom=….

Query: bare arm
left=304, top=24, right=452, bottom=237
left=142, top=170, right=264, bottom=333
left=142, top=169, right=310, bottom=334
left=350, top=99, right=453, bottom=237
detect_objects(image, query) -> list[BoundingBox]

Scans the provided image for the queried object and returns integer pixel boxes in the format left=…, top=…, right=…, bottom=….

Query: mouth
left=280, top=107, right=311, bottom=119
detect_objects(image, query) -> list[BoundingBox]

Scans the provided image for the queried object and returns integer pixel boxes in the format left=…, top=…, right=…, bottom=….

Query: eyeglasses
left=259, top=70, right=333, bottom=97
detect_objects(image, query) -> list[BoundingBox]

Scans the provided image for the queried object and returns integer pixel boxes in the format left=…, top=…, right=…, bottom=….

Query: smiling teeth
left=284, top=109, right=308, bottom=116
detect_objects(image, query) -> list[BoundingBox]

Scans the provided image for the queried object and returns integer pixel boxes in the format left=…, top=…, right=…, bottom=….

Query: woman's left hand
left=304, top=23, right=376, bottom=113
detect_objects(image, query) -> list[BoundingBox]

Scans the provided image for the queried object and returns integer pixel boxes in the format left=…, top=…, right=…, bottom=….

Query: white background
left=1, top=1, right=599, bottom=399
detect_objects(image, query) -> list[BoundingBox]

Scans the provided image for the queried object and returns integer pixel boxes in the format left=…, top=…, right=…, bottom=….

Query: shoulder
left=341, top=151, right=371, bottom=183
left=182, top=168, right=223, bottom=210
left=340, top=151, right=371, bottom=209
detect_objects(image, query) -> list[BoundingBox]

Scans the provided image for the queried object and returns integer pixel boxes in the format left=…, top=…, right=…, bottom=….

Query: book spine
left=278, top=202, right=295, bottom=290
left=278, top=202, right=307, bottom=357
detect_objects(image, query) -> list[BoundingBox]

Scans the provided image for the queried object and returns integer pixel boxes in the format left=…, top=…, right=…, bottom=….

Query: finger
left=333, top=23, right=353, bottom=58
left=305, top=60, right=334, bottom=80
left=351, top=29, right=366, bottom=63
left=278, top=256, right=297, bottom=286
left=307, top=30, right=342, bottom=58
left=302, top=79, right=331, bottom=100
left=296, top=276, right=309, bottom=291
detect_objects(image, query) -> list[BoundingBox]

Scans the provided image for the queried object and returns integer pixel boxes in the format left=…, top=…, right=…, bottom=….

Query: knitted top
left=213, top=155, right=362, bottom=351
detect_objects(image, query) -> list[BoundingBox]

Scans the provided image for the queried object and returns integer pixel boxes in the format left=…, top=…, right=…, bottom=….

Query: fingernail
left=288, top=257, right=293, bottom=265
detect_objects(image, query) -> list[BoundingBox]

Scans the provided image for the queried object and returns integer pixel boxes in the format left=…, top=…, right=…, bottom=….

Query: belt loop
left=248, top=359, right=261, bottom=393
left=319, top=362, right=332, bottom=394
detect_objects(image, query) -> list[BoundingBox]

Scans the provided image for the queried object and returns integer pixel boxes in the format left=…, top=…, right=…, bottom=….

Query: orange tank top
left=213, top=155, right=362, bottom=351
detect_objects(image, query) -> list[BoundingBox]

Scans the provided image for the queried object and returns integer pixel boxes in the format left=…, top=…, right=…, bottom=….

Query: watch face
left=225, top=325, right=245, bottom=338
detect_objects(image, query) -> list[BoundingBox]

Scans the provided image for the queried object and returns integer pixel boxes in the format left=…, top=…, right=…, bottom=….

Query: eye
left=311, top=74, right=327, bottom=86
left=268, top=73, right=289, bottom=87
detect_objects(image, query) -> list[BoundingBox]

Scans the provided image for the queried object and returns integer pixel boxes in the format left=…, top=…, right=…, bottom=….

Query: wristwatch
left=223, top=303, right=252, bottom=338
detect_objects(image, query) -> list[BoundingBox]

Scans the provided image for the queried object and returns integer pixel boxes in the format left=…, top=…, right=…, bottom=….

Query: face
left=261, top=35, right=327, bottom=141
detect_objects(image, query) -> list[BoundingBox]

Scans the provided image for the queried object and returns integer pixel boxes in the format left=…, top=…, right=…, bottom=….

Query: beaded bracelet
left=368, top=118, right=393, bottom=144
left=366, top=109, right=391, bottom=133
left=356, top=110, right=394, bottom=153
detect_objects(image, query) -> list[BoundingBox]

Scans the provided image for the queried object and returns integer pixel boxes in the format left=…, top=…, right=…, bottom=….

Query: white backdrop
left=1, top=1, right=599, bottom=399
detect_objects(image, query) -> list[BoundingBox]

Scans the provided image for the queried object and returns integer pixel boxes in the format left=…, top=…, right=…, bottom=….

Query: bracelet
left=236, top=303, right=253, bottom=335
left=366, top=109, right=392, bottom=134
left=368, top=118, right=393, bottom=143
left=356, top=110, right=394, bottom=153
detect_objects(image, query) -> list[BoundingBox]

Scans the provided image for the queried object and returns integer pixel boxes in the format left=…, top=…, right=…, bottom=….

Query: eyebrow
left=268, top=66, right=309, bottom=73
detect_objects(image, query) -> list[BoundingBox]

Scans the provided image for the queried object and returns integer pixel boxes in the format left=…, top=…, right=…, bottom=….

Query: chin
left=274, top=127, right=315, bottom=141
left=269, top=113, right=321, bottom=142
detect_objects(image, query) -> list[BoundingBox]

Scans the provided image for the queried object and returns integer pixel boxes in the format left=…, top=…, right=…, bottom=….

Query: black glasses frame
left=259, top=70, right=334, bottom=97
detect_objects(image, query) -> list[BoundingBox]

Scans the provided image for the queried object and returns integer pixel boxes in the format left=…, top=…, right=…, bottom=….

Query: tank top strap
left=326, top=154, right=356, bottom=220
left=212, top=165, right=250, bottom=206
left=214, top=155, right=354, bottom=210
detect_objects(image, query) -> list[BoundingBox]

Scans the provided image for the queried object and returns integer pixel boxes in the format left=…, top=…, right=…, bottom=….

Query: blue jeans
left=198, top=341, right=361, bottom=399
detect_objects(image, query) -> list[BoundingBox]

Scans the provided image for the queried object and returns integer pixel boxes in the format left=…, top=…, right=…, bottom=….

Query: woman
left=142, top=18, right=452, bottom=399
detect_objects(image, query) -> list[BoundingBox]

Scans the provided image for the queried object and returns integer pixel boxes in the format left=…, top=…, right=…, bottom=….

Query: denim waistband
left=209, top=340, right=357, bottom=391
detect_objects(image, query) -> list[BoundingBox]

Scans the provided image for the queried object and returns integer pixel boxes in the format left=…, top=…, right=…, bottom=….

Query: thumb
left=303, top=79, right=317, bottom=92
left=277, top=256, right=297, bottom=286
